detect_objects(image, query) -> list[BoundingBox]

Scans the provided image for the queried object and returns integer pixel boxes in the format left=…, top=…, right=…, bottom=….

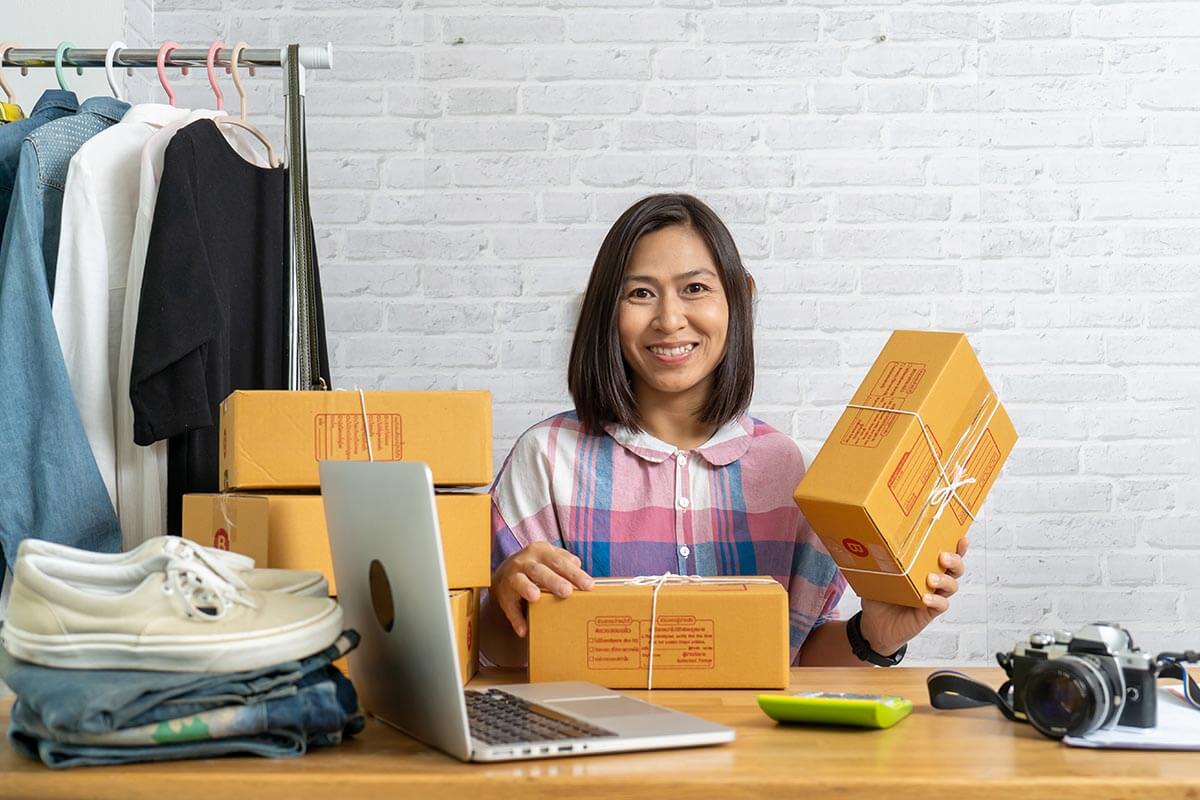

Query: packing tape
left=332, top=387, right=376, bottom=462
left=592, top=573, right=778, bottom=691
left=839, top=392, right=1002, bottom=578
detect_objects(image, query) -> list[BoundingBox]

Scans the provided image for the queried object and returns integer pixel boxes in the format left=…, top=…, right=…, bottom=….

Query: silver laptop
left=319, top=460, right=735, bottom=762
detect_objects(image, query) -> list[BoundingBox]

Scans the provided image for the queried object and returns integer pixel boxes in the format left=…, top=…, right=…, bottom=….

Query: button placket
left=674, top=450, right=692, bottom=571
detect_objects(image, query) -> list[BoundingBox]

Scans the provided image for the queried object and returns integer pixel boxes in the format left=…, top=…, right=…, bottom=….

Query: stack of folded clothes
left=0, top=537, right=365, bottom=768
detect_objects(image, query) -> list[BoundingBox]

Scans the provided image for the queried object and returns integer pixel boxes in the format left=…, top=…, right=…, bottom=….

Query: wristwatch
left=847, top=611, right=907, bottom=667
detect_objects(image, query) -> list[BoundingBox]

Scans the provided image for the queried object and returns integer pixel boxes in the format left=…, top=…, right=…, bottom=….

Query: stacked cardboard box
left=183, top=389, right=494, bottom=683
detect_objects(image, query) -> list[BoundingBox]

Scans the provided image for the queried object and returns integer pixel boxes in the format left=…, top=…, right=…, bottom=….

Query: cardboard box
left=219, top=390, right=493, bottom=491
left=180, top=492, right=492, bottom=594
left=794, top=330, right=1018, bottom=608
left=528, top=579, right=789, bottom=689
left=450, top=588, right=480, bottom=685
left=181, top=494, right=270, bottom=566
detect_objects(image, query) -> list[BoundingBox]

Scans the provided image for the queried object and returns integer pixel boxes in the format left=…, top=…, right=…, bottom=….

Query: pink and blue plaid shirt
left=490, top=411, right=847, bottom=664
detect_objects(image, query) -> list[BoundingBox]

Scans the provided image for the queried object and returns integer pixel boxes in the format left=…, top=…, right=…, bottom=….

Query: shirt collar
left=119, top=103, right=191, bottom=127
left=78, top=96, right=130, bottom=124
left=603, top=415, right=755, bottom=466
left=29, top=89, right=78, bottom=118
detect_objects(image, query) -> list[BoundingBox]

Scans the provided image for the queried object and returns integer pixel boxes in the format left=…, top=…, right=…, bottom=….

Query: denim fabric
left=2, top=631, right=364, bottom=769
left=0, top=90, right=77, bottom=240
left=0, top=95, right=128, bottom=568
left=0, top=631, right=359, bottom=734
left=9, top=671, right=364, bottom=768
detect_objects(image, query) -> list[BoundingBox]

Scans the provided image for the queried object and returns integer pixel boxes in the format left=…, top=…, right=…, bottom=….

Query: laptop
left=319, top=460, right=735, bottom=762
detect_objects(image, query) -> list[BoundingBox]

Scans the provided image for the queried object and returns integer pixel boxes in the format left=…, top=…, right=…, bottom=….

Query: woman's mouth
left=648, top=343, right=697, bottom=364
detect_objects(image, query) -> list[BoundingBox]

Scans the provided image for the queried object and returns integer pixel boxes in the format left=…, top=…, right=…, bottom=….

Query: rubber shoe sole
left=0, top=601, right=343, bottom=672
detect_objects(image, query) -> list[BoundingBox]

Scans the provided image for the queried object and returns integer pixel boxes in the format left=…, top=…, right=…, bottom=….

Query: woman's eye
left=684, top=283, right=710, bottom=294
left=628, top=287, right=654, bottom=300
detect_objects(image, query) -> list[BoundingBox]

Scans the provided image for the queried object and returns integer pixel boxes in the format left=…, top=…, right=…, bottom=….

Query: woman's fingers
left=498, top=573, right=538, bottom=638
left=928, top=571, right=959, bottom=597
left=939, top=552, right=966, bottom=579
left=527, top=562, right=575, bottom=598
left=922, top=592, right=950, bottom=614
left=549, top=551, right=594, bottom=590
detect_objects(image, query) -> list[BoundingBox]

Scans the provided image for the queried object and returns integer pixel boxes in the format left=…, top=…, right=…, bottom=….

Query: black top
left=130, top=119, right=331, bottom=531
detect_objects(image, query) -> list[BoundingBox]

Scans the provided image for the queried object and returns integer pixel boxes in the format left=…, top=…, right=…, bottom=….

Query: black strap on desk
left=1156, top=653, right=1200, bottom=709
left=927, top=670, right=1020, bottom=721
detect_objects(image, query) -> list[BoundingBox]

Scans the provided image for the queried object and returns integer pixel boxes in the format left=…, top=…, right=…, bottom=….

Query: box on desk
left=181, top=492, right=492, bottom=594
left=450, top=588, right=480, bottom=685
left=794, top=330, right=1018, bottom=608
left=219, top=390, right=493, bottom=491
left=528, top=578, right=789, bottom=689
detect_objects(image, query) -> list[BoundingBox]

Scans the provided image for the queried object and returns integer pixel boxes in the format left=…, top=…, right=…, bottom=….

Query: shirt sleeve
left=489, top=427, right=564, bottom=572
left=787, top=448, right=848, bottom=665
left=129, top=135, right=219, bottom=446
left=52, top=155, right=117, bottom=504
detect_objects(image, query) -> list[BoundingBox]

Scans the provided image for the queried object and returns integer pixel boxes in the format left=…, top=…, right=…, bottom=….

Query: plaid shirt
left=490, top=411, right=847, bottom=663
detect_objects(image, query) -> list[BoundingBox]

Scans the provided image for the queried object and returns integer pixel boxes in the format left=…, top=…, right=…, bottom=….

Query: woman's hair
left=567, top=193, right=755, bottom=434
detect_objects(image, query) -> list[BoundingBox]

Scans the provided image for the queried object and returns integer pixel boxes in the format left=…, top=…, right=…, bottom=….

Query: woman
left=481, top=193, right=966, bottom=668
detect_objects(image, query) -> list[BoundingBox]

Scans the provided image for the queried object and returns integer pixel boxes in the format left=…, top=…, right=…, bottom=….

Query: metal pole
left=1, top=44, right=332, bottom=71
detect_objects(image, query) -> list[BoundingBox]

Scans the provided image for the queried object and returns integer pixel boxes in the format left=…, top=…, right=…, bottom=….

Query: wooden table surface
left=1, top=666, right=1197, bottom=799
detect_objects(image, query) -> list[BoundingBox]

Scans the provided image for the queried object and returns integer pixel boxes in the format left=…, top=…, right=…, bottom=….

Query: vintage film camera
left=999, top=623, right=1157, bottom=739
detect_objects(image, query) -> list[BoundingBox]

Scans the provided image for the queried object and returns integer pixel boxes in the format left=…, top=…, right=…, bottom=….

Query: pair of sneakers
left=1, top=537, right=343, bottom=673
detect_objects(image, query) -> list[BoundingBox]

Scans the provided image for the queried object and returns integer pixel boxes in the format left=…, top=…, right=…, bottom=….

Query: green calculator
left=757, top=691, right=913, bottom=729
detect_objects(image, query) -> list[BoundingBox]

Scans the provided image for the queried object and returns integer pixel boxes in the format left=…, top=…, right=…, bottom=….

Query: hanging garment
left=52, top=104, right=192, bottom=509
left=0, top=95, right=129, bottom=567
left=0, top=103, right=25, bottom=123
left=0, top=91, right=77, bottom=241
left=130, top=119, right=331, bottom=534
left=115, top=111, right=273, bottom=548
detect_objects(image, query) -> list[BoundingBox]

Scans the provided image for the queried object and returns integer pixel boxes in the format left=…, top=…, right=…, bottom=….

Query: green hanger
left=54, top=41, right=83, bottom=91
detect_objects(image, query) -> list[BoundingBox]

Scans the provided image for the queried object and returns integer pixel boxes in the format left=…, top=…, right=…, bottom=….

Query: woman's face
left=617, top=225, right=729, bottom=409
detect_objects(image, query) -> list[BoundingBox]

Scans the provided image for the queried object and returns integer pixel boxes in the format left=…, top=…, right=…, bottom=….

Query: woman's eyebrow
left=677, top=268, right=719, bottom=280
left=624, top=273, right=660, bottom=286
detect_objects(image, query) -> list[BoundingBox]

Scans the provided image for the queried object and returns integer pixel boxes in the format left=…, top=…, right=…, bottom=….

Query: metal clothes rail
left=2, top=43, right=334, bottom=390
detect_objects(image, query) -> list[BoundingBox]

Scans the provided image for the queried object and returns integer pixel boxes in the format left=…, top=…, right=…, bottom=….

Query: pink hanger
left=155, top=41, right=189, bottom=107
left=205, top=40, right=224, bottom=111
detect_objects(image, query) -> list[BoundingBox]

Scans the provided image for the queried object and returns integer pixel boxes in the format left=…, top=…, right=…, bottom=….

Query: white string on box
left=592, top=573, right=778, bottom=691
left=838, top=392, right=1002, bottom=577
left=333, top=387, right=377, bottom=462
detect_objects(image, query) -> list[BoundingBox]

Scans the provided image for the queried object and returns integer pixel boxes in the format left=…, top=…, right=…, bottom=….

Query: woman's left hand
left=857, top=537, right=969, bottom=657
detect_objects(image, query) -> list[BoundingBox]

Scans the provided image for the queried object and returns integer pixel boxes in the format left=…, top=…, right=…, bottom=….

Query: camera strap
left=1155, top=652, right=1200, bottom=710
left=926, top=670, right=1020, bottom=721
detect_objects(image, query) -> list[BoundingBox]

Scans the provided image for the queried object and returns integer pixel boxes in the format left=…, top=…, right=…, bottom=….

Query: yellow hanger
left=0, top=42, right=24, bottom=123
left=211, top=42, right=279, bottom=168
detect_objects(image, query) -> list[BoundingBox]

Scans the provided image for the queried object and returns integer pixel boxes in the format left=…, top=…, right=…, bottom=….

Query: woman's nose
left=654, top=295, right=686, bottom=332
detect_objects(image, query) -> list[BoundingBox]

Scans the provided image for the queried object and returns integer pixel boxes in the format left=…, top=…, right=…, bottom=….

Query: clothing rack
left=2, top=43, right=334, bottom=390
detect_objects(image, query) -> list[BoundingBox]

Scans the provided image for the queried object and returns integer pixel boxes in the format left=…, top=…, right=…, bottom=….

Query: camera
left=999, top=623, right=1157, bottom=739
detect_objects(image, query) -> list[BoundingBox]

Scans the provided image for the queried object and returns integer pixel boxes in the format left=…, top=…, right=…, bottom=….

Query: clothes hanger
left=105, top=41, right=126, bottom=100
left=155, top=41, right=189, bottom=107
left=0, top=42, right=22, bottom=122
left=211, top=41, right=279, bottom=167
left=54, top=41, right=83, bottom=92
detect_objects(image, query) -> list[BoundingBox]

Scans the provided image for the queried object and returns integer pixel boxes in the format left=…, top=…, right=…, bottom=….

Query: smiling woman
left=480, top=193, right=967, bottom=672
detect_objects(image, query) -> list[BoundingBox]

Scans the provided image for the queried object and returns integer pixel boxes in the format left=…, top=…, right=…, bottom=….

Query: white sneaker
left=1, top=553, right=343, bottom=672
left=16, top=536, right=328, bottom=598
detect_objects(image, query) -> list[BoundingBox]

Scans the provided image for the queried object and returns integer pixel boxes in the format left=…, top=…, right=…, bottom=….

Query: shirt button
left=676, top=453, right=686, bottom=466
left=677, top=497, right=690, bottom=509
left=679, top=545, right=691, bottom=558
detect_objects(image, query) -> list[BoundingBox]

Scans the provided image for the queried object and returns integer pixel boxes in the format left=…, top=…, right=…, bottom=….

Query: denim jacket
left=0, top=90, right=78, bottom=242
left=0, top=95, right=128, bottom=567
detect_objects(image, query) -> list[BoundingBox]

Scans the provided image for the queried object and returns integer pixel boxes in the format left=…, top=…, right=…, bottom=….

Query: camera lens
left=1022, top=655, right=1113, bottom=739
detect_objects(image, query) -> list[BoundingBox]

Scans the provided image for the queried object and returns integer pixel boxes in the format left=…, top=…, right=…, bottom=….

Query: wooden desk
left=1, top=667, right=1197, bottom=799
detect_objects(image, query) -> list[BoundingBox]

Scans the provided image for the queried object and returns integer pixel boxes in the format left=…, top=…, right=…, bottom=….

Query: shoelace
left=162, top=555, right=257, bottom=621
left=161, top=536, right=256, bottom=574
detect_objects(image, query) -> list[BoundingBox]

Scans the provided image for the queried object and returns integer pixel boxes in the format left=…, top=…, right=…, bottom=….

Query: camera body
left=1001, top=623, right=1157, bottom=738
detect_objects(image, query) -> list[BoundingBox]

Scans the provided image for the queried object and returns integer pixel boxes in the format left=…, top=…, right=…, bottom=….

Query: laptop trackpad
left=548, top=697, right=671, bottom=718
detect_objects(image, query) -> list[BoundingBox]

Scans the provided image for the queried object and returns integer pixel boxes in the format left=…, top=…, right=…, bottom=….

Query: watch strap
left=847, top=611, right=907, bottom=667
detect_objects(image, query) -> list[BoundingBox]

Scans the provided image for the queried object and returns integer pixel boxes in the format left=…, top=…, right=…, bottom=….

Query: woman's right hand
left=491, top=542, right=594, bottom=638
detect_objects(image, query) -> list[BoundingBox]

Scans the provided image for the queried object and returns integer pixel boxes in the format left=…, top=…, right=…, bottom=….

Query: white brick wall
left=147, top=0, right=1200, bottom=665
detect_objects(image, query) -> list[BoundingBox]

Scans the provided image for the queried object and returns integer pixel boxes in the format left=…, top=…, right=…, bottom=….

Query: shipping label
left=951, top=429, right=1002, bottom=525
left=314, top=413, right=404, bottom=461
left=840, top=361, right=927, bottom=449
left=888, top=427, right=943, bottom=516
left=586, top=615, right=715, bottom=670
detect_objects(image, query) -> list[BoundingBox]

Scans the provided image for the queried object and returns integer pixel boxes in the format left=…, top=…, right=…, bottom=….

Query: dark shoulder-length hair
left=568, top=193, right=755, bottom=435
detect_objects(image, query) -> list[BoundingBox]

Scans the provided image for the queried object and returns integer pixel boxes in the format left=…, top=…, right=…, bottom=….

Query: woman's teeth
left=650, top=344, right=696, bottom=357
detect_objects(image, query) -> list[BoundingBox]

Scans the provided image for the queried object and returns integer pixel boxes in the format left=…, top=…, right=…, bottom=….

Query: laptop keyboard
left=465, top=689, right=617, bottom=745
